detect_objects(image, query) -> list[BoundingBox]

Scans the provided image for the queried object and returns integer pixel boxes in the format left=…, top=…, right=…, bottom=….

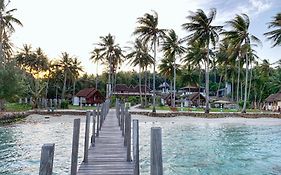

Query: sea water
left=0, top=115, right=281, bottom=175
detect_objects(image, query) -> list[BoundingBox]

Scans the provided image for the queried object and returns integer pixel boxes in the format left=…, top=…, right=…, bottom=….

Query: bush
left=61, top=100, right=69, bottom=109
left=238, top=100, right=250, bottom=109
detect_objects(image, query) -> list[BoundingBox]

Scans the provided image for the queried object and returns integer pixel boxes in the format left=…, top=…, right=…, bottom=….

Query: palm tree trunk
left=247, top=63, right=253, bottom=101
left=231, top=74, right=234, bottom=101
left=45, top=78, right=49, bottom=98
left=62, top=72, right=67, bottom=100
left=73, top=80, right=76, bottom=97
left=236, top=58, right=240, bottom=103
left=144, top=67, right=148, bottom=107
left=242, top=52, right=249, bottom=113
left=139, top=65, right=143, bottom=107
left=205, top=45, right=210, bottom=113
left=152, top=37, right=157, bottom=113
left=216, top=71, right=223, bottom=97
left=173, top=57, right=176, bottom=107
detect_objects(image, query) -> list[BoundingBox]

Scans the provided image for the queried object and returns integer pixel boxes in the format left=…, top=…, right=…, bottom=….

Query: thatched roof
left=76, top=88, right=97, bottom=98
left=265, top=93, right=281, bottom=102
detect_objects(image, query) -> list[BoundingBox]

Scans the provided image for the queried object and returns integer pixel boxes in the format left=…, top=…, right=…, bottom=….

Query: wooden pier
left=38, top=99, right=163, bottom=175
left=77, top=109, right=134, bottom=175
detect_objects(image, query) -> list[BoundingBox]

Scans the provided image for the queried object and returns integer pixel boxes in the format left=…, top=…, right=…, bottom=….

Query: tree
left=94, top=34, right=124, bottom=97
left=162, top=29, right=185, bottom=107
left=126, top=39, right=153, bottom=107
left=0, top=0, right=22, bottom=67
left=182, top=8, right=222, bottom=113
left=58, top=52, right=82, bottom=100
left=133, top=10, right=166, bottom=113
left=264, top=13, right=281, bottom=47
left=222, top=14, right=261, bottom=113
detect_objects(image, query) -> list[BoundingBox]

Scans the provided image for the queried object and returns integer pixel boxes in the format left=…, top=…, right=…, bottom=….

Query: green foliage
left=5, top=103, right=32, bottom=112
left=0, top=62, right=27, bottom=101
left=238, top=100, right=250, bottom=108
left=60, top=100, right=69, bottom=109
left=127, top=96, right=139, bottom=106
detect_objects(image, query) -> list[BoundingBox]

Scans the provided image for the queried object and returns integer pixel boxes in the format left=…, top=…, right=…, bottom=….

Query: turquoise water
left=0, top=115, right=281, bottom=175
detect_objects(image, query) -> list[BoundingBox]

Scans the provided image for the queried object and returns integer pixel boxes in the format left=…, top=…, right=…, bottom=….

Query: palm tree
left=133, top=10, right=166, bottom=113
left=162, top=29, right=186, bottom=107
left=182, top=8, right=222, bottom=113
left=127, top=39, right=153, bottom=107
left=90, top=48, right=101, bottom=89
left=222, top=14, right=261, bottom=113
left=94, top=33, right=124, bottom=98
left=0, top=0, right=22, bottom=66
left=58, top=52, right=82, bottom=100
left=264, top=13, right=281, bottom=47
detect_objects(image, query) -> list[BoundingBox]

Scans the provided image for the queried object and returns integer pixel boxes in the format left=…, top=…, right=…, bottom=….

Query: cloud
left=249, top=0, right=272, bottom=14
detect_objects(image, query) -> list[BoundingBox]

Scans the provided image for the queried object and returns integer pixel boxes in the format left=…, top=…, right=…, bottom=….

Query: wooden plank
left=151, top=127, right=163, bottom=175
left=77, top=109, right=133, bottom=175
left=39, top=143, right=55, bottom=175
left=70, top=119, right=80, bottom=175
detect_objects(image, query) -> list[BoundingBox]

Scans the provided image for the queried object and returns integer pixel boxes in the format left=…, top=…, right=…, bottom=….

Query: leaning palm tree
left=222, top=14, right=261, bottom=113
left=127, top=39, right=154, bottom=107
left=94, top=34, right=124, bottom=98
left=90, top=48, right=102, bottom=89
left=264, top=12, right=281, bottom=47
left=182, top=8, right=223, bottom=113
left=0, top=0, right=22, bottom=66
left=162, top=29, right=186, bottom=107
left=133, top=10, right=166, bottom=113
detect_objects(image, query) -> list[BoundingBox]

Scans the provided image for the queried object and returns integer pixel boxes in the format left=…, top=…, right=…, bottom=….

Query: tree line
left=0, top=0, right=280, bottom=113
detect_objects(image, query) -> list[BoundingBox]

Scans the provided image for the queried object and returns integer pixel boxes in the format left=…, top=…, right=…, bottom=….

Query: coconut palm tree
left=162, top=29, right=186, bottom=107
left=133, top=10, right=166, bottom=113
left=58, top=52, right=82, bottom=100
left=0, top=0, right=22, bottom=66
left=264, top=13, right=281, bottom=47
left=94, top=34, right=124, bottom=98
left=182, top=8, right=223, bottom=113
left=222, top=14, right=261, bottom=113
left=90, top=48, right=102, bottom=89
left=127, top=39, right=154, bottom=107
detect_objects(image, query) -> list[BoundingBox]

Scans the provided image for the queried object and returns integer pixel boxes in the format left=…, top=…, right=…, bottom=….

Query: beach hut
left=264, top=93, right=281, bottom=111
left=76, top=88, right=105, bottom=105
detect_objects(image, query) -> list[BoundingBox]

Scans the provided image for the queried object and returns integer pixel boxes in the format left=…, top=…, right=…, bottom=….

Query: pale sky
left=10, top=0, right=281, bottom=75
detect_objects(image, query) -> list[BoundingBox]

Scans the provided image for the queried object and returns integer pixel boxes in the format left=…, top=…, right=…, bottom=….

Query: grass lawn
left=68, top=105, right=96, bottom=110
left=5, top=103, right=32, bottom=112
left=145, top=106, right=264, bottom=113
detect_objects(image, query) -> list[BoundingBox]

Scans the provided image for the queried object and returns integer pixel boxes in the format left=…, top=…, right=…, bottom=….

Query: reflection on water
left=138, top=119, right=281, bottom=175
left=0, top=115, right=281, bottom=175
left=0, top=115, right=86, bottom=175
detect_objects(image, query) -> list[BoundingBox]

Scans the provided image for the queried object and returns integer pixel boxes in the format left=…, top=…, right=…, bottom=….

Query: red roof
left=76, top=88, right=97, bottom=98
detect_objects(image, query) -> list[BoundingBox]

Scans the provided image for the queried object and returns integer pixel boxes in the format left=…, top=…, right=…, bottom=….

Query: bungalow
left=181, top=92, right=206, bottom=107
left=113, top=84, right=152, bottom=97
left=76, top=88, right=105, bottom=105
left=264, top=92, right=281, bottom=111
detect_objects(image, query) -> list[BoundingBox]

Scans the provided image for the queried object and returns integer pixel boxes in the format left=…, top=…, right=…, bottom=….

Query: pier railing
left=38, top=98, right=164, bottom=175
left=38, top=99, right=110, bottom=175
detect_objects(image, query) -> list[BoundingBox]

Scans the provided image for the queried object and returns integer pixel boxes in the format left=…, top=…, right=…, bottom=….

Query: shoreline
left=1, top=109, right=281, bottom=124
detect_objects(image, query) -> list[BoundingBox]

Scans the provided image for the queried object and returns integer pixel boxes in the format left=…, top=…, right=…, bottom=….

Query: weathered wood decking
left=77, top=109, right=134, bottom=175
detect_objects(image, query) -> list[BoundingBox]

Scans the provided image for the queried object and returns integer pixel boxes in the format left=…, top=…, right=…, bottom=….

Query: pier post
left=91, top=110, right=96, bottom=146
left=96, top=105, right=100, bottom=136
left=133, top=119, right=140, bottom=175
left=83, top=111, right=91, bottom=163
left=70, top=119, right=80, bottom=175
left=126, top=113, right=132, bottom=161
left=150, top=127, right=163, bottom=175
left=121, top=103, right=125, bottom=136
left=39, top=143, right=55, bottom=175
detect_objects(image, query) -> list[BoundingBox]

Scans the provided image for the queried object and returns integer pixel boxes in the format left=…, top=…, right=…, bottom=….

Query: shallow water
left=0, top=115, right=281, bottom=175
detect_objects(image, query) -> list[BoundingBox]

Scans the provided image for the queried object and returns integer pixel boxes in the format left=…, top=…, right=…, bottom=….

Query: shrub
left=61, top=100, right=69, bottom=109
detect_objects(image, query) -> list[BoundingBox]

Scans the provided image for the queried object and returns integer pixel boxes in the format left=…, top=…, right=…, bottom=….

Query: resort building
left=75, top=88, right=105, bottom=106
left=264, top=92, right=281, bottom=111
left=113, top=84, right=152, bottom=97
left=158, top=82, right=170, bottom=94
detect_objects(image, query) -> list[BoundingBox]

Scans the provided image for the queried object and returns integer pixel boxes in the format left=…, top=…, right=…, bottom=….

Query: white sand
left=132, top=115, right=281, bottom=126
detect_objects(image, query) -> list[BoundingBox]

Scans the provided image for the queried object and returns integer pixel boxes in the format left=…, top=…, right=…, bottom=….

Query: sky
left=10, top=0, right=281, bottom=75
